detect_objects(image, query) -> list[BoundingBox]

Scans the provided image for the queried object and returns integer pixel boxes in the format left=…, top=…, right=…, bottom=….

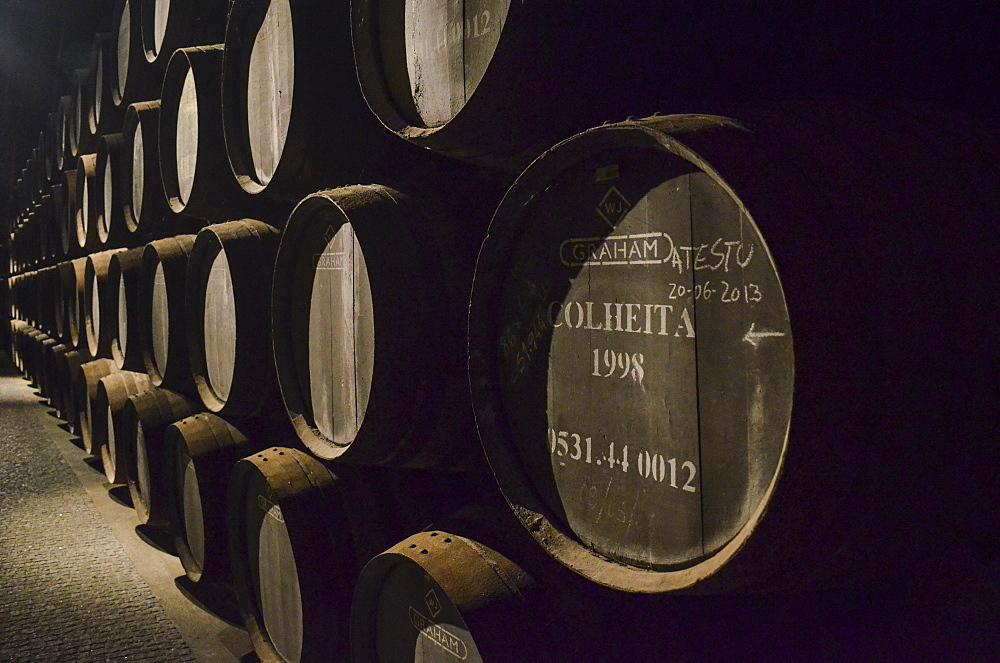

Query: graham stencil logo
left=597, top=186, right=631, bottom=228
left=314, top=225, right=346, bottom=270
left=424, top=588, right=443, bottom=618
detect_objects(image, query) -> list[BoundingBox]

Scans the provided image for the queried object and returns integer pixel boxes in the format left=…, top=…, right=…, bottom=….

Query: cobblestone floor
left=0, top=368, right=198, bottom=662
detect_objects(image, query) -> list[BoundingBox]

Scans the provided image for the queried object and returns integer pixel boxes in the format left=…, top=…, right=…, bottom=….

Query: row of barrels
left=10, top=97, right=999, bottom=593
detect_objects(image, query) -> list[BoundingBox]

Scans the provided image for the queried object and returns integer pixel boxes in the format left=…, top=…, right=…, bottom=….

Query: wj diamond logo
left=597, top=186, right=631, bottom=228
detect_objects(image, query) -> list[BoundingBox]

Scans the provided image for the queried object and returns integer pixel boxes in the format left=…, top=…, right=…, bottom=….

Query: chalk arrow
left=744, top=322, right=785, bottom=348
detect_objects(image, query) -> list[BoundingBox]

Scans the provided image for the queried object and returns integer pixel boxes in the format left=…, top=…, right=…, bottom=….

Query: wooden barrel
left=227, top=452, right=479, bottom=662
left=68, top=68, right=93, bottom=159
left=140, top=0, right=229, bottom=68
left=93, top=31, right=126, bottom=136
left=95, top=371, right=153, bottom=484
left=55, top=95, right=72, bottom=171
left=55, top=169, right=79, bottom=258
left=108, top=247, right=146, bottom=371
left=468, top=108, right=994, bottom=593
left=60, top=257, right=89, bottom=350
left=36, top=335, right=60, bottom=399
left=186, top=219, right=281, bottom=417
left=121, top=101, right=170, bottom=241
left=160, top=45, right=282, bottom=222
left=227, top=446, right=347, bottom=661
left=45, top=343, right=74, bottom=418
left=164, top=412, right=253, bottom=583
left=138, top=235, right=197, bottom=391
left=84, top=249, right=128, bottom=359
left=74, top=357, right=120, bottom=454
left=350, top=531, right=537, bottom=663
left=270, top=186, right=479, bottom=467
left=222, top=0, right=389, bottom=202
left=57, top=347, right=95, bottom=434
left=74, top=154, right=102, bottom=253
left=123, top=388, right=202, bottom=526
left=112, top=0, right=161, bottom=108
left=95, top=132, right=130, bottom=248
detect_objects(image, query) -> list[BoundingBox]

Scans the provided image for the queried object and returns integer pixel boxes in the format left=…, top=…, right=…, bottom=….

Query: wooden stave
left=123, top=387, right=203, bottom=527
left=95, top=370, right=153, bottom=484
left=222, top=0, right=391, bottom=202
left=138, top=235, right=197, bottom=393
left=186, top=219, right=282, bottom=417
left=56, top=169, right=80, bottom=259
left=270, top=185, right=480, bottom=468
left=164, top=412, right=253, bottom=584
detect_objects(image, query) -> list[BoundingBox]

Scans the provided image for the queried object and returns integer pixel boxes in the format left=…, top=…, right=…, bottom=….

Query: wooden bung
left=122, top=388, right=202, bottom=527
left=186, top=219, right=282, bottom=417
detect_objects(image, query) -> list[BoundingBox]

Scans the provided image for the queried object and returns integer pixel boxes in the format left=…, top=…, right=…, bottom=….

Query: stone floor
left=0, top=364, right=253, bottom=662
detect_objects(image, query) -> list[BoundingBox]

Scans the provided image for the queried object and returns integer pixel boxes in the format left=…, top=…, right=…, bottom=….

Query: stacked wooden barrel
left=3, top=2, right=997, bottom=662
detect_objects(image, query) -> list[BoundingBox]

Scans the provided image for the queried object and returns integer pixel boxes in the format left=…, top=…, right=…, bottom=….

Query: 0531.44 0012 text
left=548, top=428, right=697, bottom=492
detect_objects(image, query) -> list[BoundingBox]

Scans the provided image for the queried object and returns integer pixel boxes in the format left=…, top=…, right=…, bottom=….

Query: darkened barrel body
left=74, top=153, right=103, bottom=253
left=121, top=101, right=171, bottom=241
left=95, top=132, right=134, bottom=249
left=95, top=370, right=153, bottom=484
left=164, top=412, right=254, bottom=584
